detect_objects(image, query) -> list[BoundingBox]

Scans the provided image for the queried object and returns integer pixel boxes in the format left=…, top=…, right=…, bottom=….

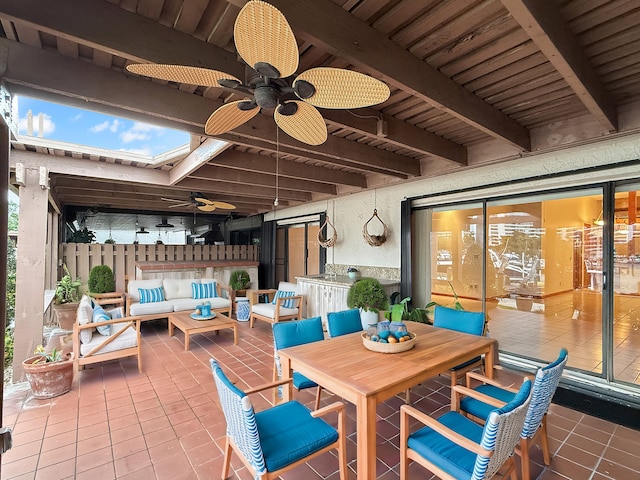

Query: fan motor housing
left=254, top=85, right=280, bottom=109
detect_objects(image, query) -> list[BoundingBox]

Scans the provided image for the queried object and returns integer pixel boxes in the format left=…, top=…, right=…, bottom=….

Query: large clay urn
left=22, top=354, right=74, bottom=399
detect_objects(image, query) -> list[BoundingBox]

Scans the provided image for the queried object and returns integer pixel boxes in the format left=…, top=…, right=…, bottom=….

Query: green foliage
left=4, top=325, right=13, bottom=369
left=54, top=264, right=82, bottom=304
left=8, top=201, right=18, bottom=231
left=347, top=277, right=389, bottom=313
left=33, top=345, right=62, bottom=363
left=229, top=270, right=251, bottom=290
left=104, top=238, right=116, bottom=244
left=88, top=265, right=115, bottom=293
left=69, top=227, right=96, bottom=243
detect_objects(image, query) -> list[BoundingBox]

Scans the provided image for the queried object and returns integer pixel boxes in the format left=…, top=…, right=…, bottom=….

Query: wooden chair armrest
left=400, top=405, right=491, bottom=457
left=244, top=378, right=293, bottom=395
left=249, top=289, right=277, bottom=305
left=216, top=282, right=231, bottom=299
left=274, top=294, right=304, bottom=308
left=77, top=316, right=142, bottom=329
left=466, top=370, right=520, bottom=392
left=452, top=384, right=507, bottom=410
left=311, top=401, right=345, bottom=418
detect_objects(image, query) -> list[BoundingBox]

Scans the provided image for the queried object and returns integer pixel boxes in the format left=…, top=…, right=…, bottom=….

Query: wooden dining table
left=278, top=321, right=497, bottom=480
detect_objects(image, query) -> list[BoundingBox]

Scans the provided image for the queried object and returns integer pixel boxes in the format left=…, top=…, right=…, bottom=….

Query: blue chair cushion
left=460, top=384, right=516, bottom=421
left=293, top=372, right=318, bottom=390
left=256, top=400, right=339, bottom=472
left=327, top=309, right=363, bottom=337
left=273, top=317, right=324, bottom=349
left=408, top=411, right=483, bottom=480
left=433, top=306, right=485, bottom=335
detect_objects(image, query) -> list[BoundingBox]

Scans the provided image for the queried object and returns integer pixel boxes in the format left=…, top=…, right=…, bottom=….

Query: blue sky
left=17, top=96, right=190, bottom=157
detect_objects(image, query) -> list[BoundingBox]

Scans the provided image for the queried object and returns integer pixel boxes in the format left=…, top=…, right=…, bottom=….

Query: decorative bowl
left=361, top=332, right=416, bottom=353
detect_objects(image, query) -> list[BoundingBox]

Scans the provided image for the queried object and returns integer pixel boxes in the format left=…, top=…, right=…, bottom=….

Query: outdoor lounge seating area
left=3, top=318, right=640, bottom=480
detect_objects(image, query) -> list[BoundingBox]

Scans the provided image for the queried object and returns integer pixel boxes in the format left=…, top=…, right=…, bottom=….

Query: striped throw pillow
left=138, top=287, right=165, bottom=304
left=192, top=282, right=218, bottom=299
left=92, top=305, right=112, bottom=336
left=271, top=290, right=296, bottom=308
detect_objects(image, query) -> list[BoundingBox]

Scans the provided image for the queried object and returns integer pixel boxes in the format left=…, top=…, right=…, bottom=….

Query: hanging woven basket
left=318, top=215, right=338, bottom=248
left=363, top=209, right=389, bottom=246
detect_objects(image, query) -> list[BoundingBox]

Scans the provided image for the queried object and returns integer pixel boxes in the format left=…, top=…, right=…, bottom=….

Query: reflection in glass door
left=613, top=185, right=640, bottom=384
left=486, top=190, right=604, bottom=372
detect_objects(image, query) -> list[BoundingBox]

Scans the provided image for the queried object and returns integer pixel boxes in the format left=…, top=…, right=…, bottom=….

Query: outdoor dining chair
left=433, top=305, right=487, bottom=387
left=327, top=308, right=363, bottom=338
left=400, top=378, right=532, bottom=480
left=210, top=358, right=348, bottom=480
left=457, top=348, right=568, bottom=480
left=272, top=316, right=325, bottom=409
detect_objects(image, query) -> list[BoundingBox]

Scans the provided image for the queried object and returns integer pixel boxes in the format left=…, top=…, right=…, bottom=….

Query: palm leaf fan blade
left=274, top=101, right=327, bottom=146
left=126, top=64, right=240, bottom=87
left=294, top=67, right=391, bottom=109
left=205, top=101, right=259, bottom=135
left=234, top=0, right=298, bottom=78
left=198, top=204, right=217, bottom=212
left=211, top=201, right=236, bottom=210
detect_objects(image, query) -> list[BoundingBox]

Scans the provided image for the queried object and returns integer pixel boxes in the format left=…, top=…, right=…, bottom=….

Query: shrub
left=229, top=270, right=251, bottom=290
left=88, top=265, right=115, bottom=293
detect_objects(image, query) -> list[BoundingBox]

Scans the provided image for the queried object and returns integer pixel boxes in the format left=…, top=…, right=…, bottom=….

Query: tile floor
left=2, top=318, right=640, bottom=479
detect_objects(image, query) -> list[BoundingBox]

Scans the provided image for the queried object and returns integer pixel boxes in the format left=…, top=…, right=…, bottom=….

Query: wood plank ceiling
left=1, top=0, right=639, bottom=223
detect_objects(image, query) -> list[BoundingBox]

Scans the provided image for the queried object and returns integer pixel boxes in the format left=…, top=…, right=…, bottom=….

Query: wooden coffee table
left=168, top=311, right=238, bottom=350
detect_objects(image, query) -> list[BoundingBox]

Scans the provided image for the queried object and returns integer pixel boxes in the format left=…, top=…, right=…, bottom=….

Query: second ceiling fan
left=161, top=193, right=236, bottom=212
left=126, top=0, right=390, bottom=146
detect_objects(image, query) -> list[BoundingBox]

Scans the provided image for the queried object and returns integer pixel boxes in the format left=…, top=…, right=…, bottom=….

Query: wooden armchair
left=73, top=296, right=142, bottom=373
left=248, top=281, right=305, bottom=328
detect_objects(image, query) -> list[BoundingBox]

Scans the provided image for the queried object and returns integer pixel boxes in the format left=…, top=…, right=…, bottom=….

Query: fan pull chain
left=274, top=127, right=280, bottom=207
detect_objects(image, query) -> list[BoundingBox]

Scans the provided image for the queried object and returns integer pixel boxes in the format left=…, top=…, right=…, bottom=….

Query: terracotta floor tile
left=4, top=320, right=640, bottom=480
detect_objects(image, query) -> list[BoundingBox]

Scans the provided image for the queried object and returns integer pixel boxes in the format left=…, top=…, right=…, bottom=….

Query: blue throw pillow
left=138, top=287, right=165, bottom=304
left=92, top=305, right=112, bottom=336
left=271, top=290, right=296, bottom=308
left=192, top=282, right=218, bottom=299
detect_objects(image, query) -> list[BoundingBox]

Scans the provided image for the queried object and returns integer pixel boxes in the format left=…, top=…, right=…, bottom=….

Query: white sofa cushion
left=77, top=294, right=95, bottom=344
left=127, top=279, right=163, bottom=302
left=129, top=300, right=174, bottom=316
left=80, top=321, right=137, bottom=357
left=163, top=278, right=198, bottom=300
left=252, top=303, right=298, bottom=319
left=172, top=297, right=231, bottom=313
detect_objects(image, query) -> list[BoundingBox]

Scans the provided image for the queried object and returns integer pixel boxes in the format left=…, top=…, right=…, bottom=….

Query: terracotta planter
left=515, top=295, right=534, bottom=312
left=22, top=354, right=74, bottom=399
left=52, top=302, right=79, bottom=331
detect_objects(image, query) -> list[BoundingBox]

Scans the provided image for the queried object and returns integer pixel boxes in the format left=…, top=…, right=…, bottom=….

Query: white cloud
left=119, top=121, right=164, bottom=143
left=90, top=119, right=121, bottom=133
left=18, top=111, right=56, bottom=136
left=70, top=113, right=83, bottom=122
left=120, top=130, right=150, bottom=143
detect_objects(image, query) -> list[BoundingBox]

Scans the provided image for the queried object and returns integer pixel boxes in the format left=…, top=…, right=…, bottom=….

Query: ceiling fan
left=161, top=193, right=236, bottom=212
left=126, top=0, right=390, bottom=146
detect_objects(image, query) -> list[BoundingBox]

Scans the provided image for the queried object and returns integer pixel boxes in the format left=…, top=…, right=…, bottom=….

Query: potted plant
left=68, top=227, right=96, bottom=243
left=52, top=264, right=82, bottom=330
left=22, top=345, right=74, bottom=398
left=347, top=277, right=389, bottom=329
left=229, top=270, right=251, bottom=315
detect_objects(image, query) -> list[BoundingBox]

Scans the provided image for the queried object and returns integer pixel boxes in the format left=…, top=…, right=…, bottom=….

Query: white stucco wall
left=265, top=132, right=640, bottom=270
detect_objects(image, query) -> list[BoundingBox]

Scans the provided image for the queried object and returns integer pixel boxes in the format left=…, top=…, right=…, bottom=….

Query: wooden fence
left=60, top=243, right=260, bottom=292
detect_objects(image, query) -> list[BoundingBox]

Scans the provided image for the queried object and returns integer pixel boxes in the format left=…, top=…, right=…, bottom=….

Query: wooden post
left=13, top=166, right=49, bottom=381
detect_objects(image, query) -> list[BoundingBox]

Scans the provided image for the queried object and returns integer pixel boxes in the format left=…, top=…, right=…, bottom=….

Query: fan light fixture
left=126, top=0, right=390, bottom=146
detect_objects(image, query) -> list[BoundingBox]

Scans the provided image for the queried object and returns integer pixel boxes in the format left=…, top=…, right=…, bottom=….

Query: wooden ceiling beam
left=265, top=0, right=531, bottom=150
left=501, top=0, right=617, bottom=131
left=0, top=0, right=245, bottom=77
left=189, top=165, right=337, bottom=195
left=207, top=150, right=367, bottom=188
